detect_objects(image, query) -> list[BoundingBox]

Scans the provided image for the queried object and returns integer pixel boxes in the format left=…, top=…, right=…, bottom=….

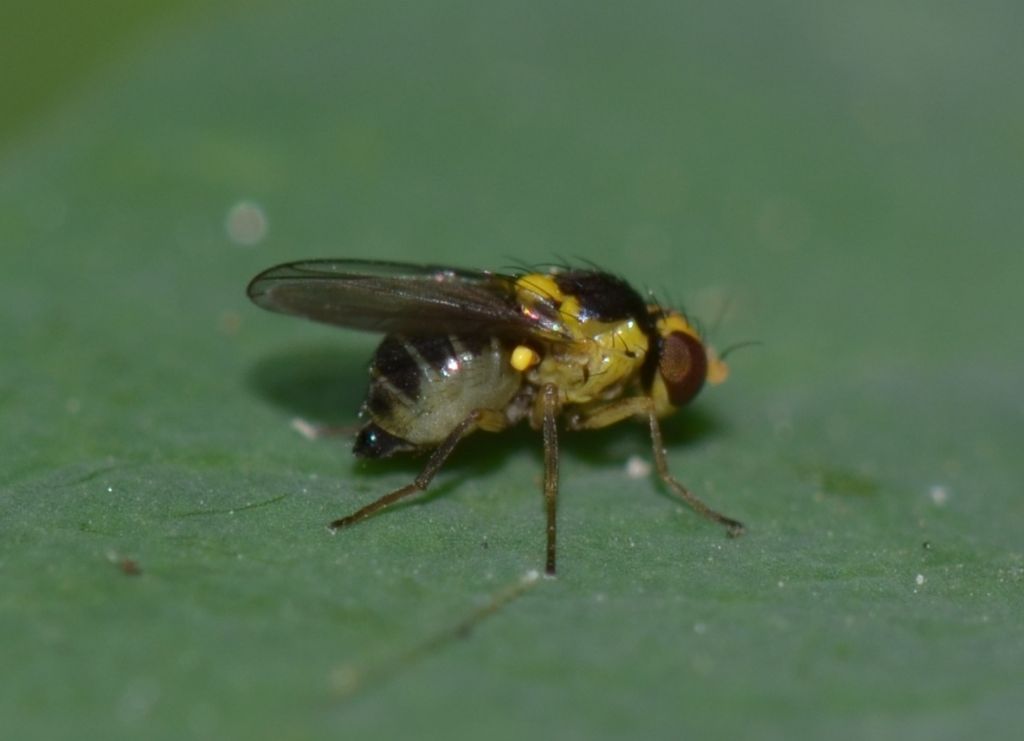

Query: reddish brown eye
left=659, top=331, right=708, bottom=406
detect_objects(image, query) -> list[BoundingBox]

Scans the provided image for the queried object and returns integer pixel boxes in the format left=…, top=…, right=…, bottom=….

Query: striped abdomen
left=354, top=334, right=522, bottom=458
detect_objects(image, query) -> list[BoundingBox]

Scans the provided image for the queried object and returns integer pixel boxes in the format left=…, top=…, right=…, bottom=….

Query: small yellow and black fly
left=247, top=260, right=744, bottom=574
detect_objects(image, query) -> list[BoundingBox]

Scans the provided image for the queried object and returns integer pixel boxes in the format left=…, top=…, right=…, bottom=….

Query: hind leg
left=330, top=408, right=508, bottom=529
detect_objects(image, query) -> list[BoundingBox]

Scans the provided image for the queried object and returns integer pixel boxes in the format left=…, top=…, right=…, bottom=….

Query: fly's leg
left=329, top=409, right=507, bottom=530
left=566, top=397, right=745, bottom=537
left=645, top=408, right=745, bottom=536
left=541, top=384, right=560, bottom=576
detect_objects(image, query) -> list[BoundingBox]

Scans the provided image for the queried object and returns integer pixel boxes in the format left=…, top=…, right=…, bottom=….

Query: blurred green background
left=2, top=1, right=1022, bottom=739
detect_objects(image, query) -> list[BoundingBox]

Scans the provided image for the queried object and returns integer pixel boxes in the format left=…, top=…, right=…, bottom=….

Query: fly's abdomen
left=355, top=334, right=521, bottom=457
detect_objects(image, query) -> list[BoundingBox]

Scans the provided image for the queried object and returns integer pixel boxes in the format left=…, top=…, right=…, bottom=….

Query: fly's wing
left=247, top=259, right=572, bottom=340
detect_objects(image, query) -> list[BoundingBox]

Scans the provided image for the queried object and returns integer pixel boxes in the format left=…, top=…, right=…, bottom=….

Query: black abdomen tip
left=353, top=423, right=415, bottom=459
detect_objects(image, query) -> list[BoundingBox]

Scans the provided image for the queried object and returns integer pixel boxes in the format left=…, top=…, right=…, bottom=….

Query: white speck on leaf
left=929, top=485, right=949, bottom=506
left=225, top=200, right=268, bottom=246
left=625, top=455, right=651, bottom=479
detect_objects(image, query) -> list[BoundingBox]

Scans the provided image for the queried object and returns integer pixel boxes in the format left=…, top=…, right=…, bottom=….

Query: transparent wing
left=247, top=259, right=571, bottom=339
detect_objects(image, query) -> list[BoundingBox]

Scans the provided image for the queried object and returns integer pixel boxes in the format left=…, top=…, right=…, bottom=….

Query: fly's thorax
left=524, top=320, right=649, bottom=405
left=357, top=333, right=522, bottom=452
left=513, top=270, right=653, bottom=405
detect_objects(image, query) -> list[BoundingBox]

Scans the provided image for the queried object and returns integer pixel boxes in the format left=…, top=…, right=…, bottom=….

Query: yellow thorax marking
left=513, top=272, right=650, bottom=402
left=515, top=273, right=565, bottom=307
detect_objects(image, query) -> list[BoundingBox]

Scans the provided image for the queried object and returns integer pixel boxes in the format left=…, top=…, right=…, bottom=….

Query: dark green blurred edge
left=0, top=0, right=222, bottom=152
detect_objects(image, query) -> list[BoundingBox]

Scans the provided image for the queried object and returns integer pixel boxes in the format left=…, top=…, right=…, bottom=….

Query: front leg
left=541, top=384, right=560, bottom=576
left=568, top=397, right=745, bottom=537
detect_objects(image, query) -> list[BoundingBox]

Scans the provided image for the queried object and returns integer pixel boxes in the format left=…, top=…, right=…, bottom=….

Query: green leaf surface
left=2, top=2, right=1022, bottom=739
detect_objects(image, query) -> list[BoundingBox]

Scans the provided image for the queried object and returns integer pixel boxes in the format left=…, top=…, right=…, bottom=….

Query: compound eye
left=659, top=331, right=708, bottom=407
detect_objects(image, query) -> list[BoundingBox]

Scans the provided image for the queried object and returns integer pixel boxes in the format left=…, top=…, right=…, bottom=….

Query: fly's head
left=648, top=309, right=728, bottom=417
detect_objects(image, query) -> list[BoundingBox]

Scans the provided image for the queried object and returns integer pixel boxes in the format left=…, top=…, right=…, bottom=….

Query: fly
left=247, top=260, right=744, bottom=575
